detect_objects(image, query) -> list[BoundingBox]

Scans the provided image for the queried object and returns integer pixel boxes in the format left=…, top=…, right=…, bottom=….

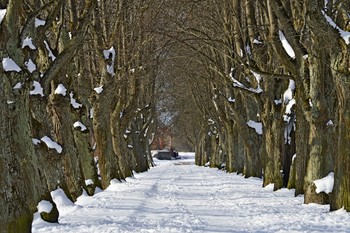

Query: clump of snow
left=103, top=46, right=116, bottom=75
left=230, top=71, right=263, bottom=94
left=30, top=81, right=44, bottom=97
left=285, top=98, right=296, bottom=115
left=13, top=82, right=22, bottom=90
left=264, top=183, right=274, bottom=191
left=22, top=37, right=36, bottom=50
left=44, top=41, right=56, bottom=61
left=25, top=59, right=36, bottom=73
left=247, top=120, right=263, bottom=135
left=103, top=47, right=116, bottom=60
left=54, top=84, right=67, bottom=96
left=274, top=99, right=282, bottom=105
left=326, top=120, right=334, bottom=126
left=51, top=188, right=77, bottom=217
left=292, top=154, right=297, bottom=162
left=37, top=200, right=53, bottom=213
left=41, top=136, right=62, bottom=153
left=250, top=70, right=262, bottom=83
left=35, top=18, right=46, bottom=27
left=32, top=138, right=41, bottom=145
left=314, top=172, right=334, bottom=194
left=228, top=97, right=235, bottom=103
left=0, top=9, right=6, bottom=24
left=322, top=11, right=350, bottom=45
left=94, top=86, right=103, bottom=94
left=73, top=121, right=87, bottom=131
left=85, top=179, right=94, bottom=186
left=2, top=57, right=21, bottom=72
left=70, top=92, right=82, bottom=108
left=279, top=31, right=295, bottom=59
left=283, top=80, right=295, bottom=105
left=253, top=38, right=263, bottom=44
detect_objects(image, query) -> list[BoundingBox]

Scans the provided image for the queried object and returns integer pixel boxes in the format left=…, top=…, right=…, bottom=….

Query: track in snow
left=32, top=152, right=350, bottom=233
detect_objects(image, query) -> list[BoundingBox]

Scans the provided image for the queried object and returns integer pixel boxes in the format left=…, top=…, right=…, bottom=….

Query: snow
left=103, top=46, right=116, bottom=75
left=314, top=172, right=334, bottom=194
left=2, top=57, right=21, bottom=72
left=274, top=99, right=282, bottom=105
left=35, top=18, right=46, bottom=27
left=0, top=9, right=6, bottom=24
left=54, top=84, right=67, bottom=96
left=323, top=11, right=350, bottom=44
left=25, top=59, right=36, bottom=73
left=73, top=121, right=87, bottom=131
left=32, top=138, right=41, bottom=145
left=50, top=188, right=78, bottom=217
left=22, top=37, right=36, bottom=50
left=230, top=71, right=263, bottom=94
left=85, top=179, right=94, bottom=186
left=279, top=30, right=296, bottom=59
left=44, top=41, right=56, bottom=61
left=283, top=79, right=295, bottom=105
left=326, top=120, right=334, bottom=126
left=30, top=81, right=44, bottom=97
left=228, top=97, right=235, bottom=103
left=250, top=70, right=262, bottom=83
left=69, top=92, right=82, bottom=109
left=40, top=136, right=62, bottom=153
left=285, top=98, right=296, bottom=114
left=94, top=86, right=103, bottom=94
left=247, top=120, right=263, bottom=135
left=32, top=152, right=350, bottom=233
left=13, top=82, right=22, bottom=90
left=253, top=38, right=263, bottom=44
left=37, top=200, right=53, bottom=213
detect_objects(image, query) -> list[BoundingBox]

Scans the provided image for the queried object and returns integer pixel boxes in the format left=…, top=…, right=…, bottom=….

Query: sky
left=32, top=152, right=350, bottom=233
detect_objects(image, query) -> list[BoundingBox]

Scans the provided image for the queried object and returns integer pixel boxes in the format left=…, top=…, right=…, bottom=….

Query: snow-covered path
left=32, top=152, right=350, bottom=233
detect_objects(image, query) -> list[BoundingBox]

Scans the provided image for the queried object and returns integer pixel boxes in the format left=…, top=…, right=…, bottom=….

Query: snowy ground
left=32, top=152, right=350, bottom=233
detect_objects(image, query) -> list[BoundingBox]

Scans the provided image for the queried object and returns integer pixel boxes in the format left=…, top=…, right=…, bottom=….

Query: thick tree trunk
left=331, top=54, right=350, bottom=210
left=0, top=79, right=41, bottom=232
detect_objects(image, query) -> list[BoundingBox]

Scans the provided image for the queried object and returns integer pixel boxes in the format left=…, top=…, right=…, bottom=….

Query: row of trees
left=0, top=0, right=175, bottom=232
left=165, top=0, right=350, bottom=213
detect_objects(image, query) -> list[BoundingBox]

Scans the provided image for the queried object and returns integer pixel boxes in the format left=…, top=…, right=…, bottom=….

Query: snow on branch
left=22, top=37, right=36, bottom=50
left=230, top=70, right=263, bottom=94
left=73, top=121, right=87, bottom=131
left=103, top=46, right=116, bottom=75
left=44, top=40, right=56, bottom=61
left=35, top=18, right=46, bottom=27
left=0, top=9, right=6, bottom=25
left=2, top=57, right=21, bottom=72
left=70, top=92, right=82, bottom=108
left=54, top=84, right=67, bottom=96
left=322, top=11, right=350, bottom=45
left=247, top=120, right=263, bottom=135
left=41, top=136, right=62, bottom=153
left=25, top=59, right=36, bottom=73
left=279, top=31, right=296, bottom=59
left=30, top=81, right=44, bottom=97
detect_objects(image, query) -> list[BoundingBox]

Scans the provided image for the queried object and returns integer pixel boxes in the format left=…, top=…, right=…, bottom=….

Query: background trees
left=158, top=0, right=350, bottom=212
